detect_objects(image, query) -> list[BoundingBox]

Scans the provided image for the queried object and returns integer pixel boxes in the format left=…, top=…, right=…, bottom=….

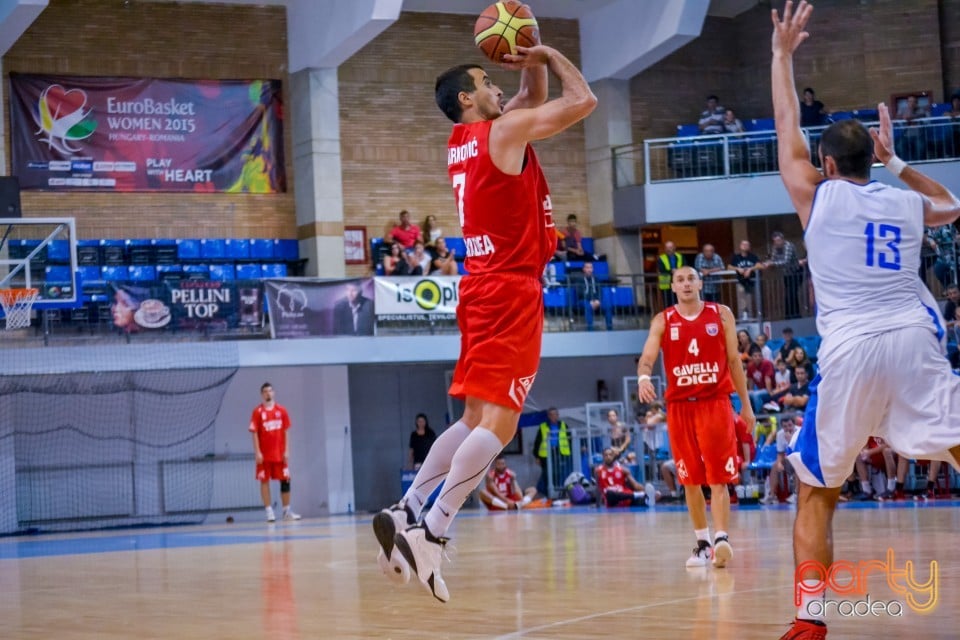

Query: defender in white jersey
left=771, top=4, right=960, bottom=639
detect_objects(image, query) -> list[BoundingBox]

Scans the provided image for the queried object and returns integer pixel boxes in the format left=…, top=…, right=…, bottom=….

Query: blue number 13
left=864, top=222, right=901, bottom=270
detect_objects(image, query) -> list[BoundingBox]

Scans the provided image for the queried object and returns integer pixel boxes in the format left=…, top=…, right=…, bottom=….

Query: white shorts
left=787, top=326, right=960, bottom=488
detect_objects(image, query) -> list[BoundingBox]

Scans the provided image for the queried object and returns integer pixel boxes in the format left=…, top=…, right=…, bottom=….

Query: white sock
left=715, top=529, right=728, bottom=542
left=521, top=495, right=532, bottom=506
left=403, top=420, right=471, bottom=518
left=797, top=579, right=826, bottom=620
left=695, top=527, right=711, bottom=543
left=860, top=480, right=872, bottom=493
left=490, top=496, right=508, bottom=509
left=425, top=427, right=503, bottom=538
left=887, top=477, right=896, bottom=491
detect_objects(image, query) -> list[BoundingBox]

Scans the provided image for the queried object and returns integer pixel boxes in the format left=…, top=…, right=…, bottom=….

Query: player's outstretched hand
left=501, top=45, right=552, bottom=70
left=771, top=1, right=814, bottom=56
left=869, top=102, right=895, bottom=164
left=740, top=405, right=756, bottom=433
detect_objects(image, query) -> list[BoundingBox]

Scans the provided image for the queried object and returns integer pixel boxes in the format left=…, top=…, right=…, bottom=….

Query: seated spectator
left=737, top=329, right=756, bottom=365
left=762, top=415, right=800, bottom=504
left=754, top=415, right=778, bottom=447
left=786, top=346, right=814, bottom=382
left=694, top=243, right=726, bottom=302
left=885, top=456, right=942, bottom=501
left=606, top=409, right=632, bottom=460
left=404, top=241, right=431, bottom=276
left=722, top=109, right=745, bottom=134
left=390, top=209, right=422, bottom=250
left=944, top=283, right=960, bottom=331
left=728, top=240, right=762, bottom=319
left=422, top=214, right=442, bottom=248
left=896, top=95, right=929, bottom=161
left=773, top=365, right=810, bottom=413
left=773, top=358, right=792, bottom=395
left=408, top=413, right=436, bottom=470
left=775, top=327, right=800, bottom=365
left=734, top=413, right=756, bottom=486
left=755, top=333, right=774, bottom=362
left=553, top=228, right=567, bottom=261
left=698, top=95, right=725, bottom=134
left=746, top=345, right=775, bottom=414
left=382, top=242, right=405, bottom=276
left=594, top=448, right=654, bottom=507
left=799, top=87, right=827, bottom=127
left=563, top=214, right=589, bottom=260
left=478, top=455, right=535, bottom=510
left=853, top=436, right=897, bottom=500
left=575, top=262, right=612, bottom=331
left=430, top=237, right=458, bottom=275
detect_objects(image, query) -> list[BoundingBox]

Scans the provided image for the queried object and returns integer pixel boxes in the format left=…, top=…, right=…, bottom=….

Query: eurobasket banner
left=374, top=276, right=461, bottom=320
left=9, top=74, right=285, bottom=192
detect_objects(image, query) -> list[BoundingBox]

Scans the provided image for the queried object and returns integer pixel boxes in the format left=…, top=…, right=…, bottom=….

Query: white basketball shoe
left=373, top=503, right=415, bottom=585
left=394, top=523, right=450, bottom=603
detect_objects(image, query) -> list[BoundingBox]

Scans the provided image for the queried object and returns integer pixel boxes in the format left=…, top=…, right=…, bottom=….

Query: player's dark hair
left=819, top=119, right=874, bottom=180
left=435, top=64, right=483, bottom=123
left=260, top=382, right=272, bottom=392
left=748, top=345, right=762, bottom=356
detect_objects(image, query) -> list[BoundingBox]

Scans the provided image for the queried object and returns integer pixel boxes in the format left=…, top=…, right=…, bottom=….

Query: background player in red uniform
left=478, top=455, right=534, bottom=510
left=249, top=382, right=300, bottom=523
left=637, top=266, right=754, bottom=569
left=373, top=36, right=596, bottom=603
left=594, top=447, right=654, bottom=507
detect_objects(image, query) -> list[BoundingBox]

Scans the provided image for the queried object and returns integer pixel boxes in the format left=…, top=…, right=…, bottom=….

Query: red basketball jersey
left=447, top=119, right=555, bottom=276
left=489, top=468, right=517, bottom=497
left=249, top=403, right=290, bottom=462
left=596, top=463, right=629, bottom=492
left=661, top=303, right=734, bottom=402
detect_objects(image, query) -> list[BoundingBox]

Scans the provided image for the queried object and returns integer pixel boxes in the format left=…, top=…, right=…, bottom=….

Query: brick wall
left=942, top=0, right=960, bottom=98
left=339, top=12, right=589, bottom=256
left=3, top=0, right=294, bottom=241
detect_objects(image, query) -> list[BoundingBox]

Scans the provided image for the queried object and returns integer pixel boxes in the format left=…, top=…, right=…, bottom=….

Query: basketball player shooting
left=372, top=8, right=597, bottom=603
left=770, top=2, right=960, bottom=638
left=637, top=266, right=754, bottom=570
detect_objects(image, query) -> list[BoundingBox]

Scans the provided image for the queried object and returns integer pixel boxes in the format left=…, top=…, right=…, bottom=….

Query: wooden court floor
left=1, top=501, right=958, bottom=639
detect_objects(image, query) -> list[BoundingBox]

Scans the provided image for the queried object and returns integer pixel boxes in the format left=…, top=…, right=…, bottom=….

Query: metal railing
left=618, top=116, right=960, bottom=187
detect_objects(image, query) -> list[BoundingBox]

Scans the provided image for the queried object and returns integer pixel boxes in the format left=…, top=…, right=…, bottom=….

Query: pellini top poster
left=9, top=74, right=286, bottom=193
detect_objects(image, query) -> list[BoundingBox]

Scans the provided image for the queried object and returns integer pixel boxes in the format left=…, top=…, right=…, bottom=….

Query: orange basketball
left=474, top=1, right=539, bottom=64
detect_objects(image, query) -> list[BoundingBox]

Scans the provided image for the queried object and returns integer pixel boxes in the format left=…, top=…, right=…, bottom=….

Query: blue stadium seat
left=100, top=239, right=125, bottom=266
left=277, top=239, right=299, bottom=261
left=200, top=239, right=227, bottom=261
left=601, top=286, right=634, bottom=307
left=592, top=261, right=609, bottom=279
left=77, top=265, right=102, bottom=285
left=829, top=111, right=853, bottom=121
left=445, top=237, right=467, bottom=256
left=182, top=264, right=209, bottom=278
left=177, top=239, right=201, bottom=261
left=77, top=239, right=100, bottom=266
left=250, top=239, right=274, bottom=260
left=853, top=109, right=879, bottom=122
left=46, top=240, right=71, bottom=264
left=260, top=263, right=287, bottom=278
left=128, top=265, right=156, bottom=282
left=547, top=261, right=566, bottom=281
left=126, top=239, right=153, bottom=265
left=767, top=338, right=784, bottom=354
left=153, top=239, right=178, bottom=265
left=457, top=261, right=468, bottom=275
left=931, top=103, right=951, bottom=117
left=543, top=286, right=570, bottom=308
left=225, top=239, right=250, bottom=260
left=44, top=265, right=72, bottom=283
left=236, top=263, right=261, bottom=280
left=749, top=445, right=779, bottom=471
left=730, top=393, right=742, bottom=414
left=209, top=264, right=236, bottom=281
left=676, top=124, right=700, bottom=137
left=370, top=238, right=385, bottom=264
left=157, top=264, right=183, bottom=279
left=581, top=238, right=594, bottom=255
left=797, top=335, right=821, bottom=360
left=101, top=266, right=130, bottom=281
left=566, top=260, right=584, bottom=271
left=749, top=118, right=775, bottom=131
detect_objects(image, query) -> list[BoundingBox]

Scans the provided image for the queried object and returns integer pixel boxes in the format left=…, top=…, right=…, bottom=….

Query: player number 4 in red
left=688, top=338, right=699, bottom=357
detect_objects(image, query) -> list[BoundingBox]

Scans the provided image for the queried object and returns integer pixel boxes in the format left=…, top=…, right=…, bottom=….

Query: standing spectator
left=576, top=262, right=612, bottom=330
left=763, top=231, right=802, bottom=319
left=431, top=237, right=459, bottom=275
left=746, top=345, right=776, bottom=414
left=657, top=241, right=685, bottom=308
left=533, top=408, right=573, bottom=498
left=694, top=243, right=726, bottom=302
left=408, top=413, right=437, bottom=470
left=722, top=109, right=745, bottom=134
left=563, top=214, right=587, bottom=260
left=776, top=327, right=800, bottom=364
left=728, top=240, right=762, bottom=319
left=799, top=88, right=827, bottom=128
left=390, top=210, right=422, bottom=250
left=698, top=95, right=725, bottom=134
left=422, top=214, right=442, bottom=248
left=249, top=382, right=300, bottom=522
left=606, top=408, right=632, bottom=460
left=896, top=95, right=929, bottom=161
left=332, top=281, right=375, bottom=336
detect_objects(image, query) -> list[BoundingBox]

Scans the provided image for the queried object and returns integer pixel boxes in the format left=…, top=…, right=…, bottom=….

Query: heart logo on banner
left=43, top=85, right=87, bottom=121
left=36, top=84, right=97, bottom=155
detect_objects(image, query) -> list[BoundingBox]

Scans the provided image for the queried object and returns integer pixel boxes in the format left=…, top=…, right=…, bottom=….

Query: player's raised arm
left=637, top=313, right=665, bottom=404
left=868, top=102, right=960, bottom=226
left=720, top=305, right=755, bottom=431
left=493, top=45, right=596, bottom=147
left=771, top=1, right=823, bottom=227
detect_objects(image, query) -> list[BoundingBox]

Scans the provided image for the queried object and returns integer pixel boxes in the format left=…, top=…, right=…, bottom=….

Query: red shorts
left=666, top=395, right=738, bottom=486
left=449, top=273, right=543, bottom=411
left=256, top=461, right=290, bottom=482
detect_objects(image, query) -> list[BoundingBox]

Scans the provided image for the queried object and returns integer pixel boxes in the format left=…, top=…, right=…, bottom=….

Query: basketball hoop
left=0, top=288, right=39, bottom=330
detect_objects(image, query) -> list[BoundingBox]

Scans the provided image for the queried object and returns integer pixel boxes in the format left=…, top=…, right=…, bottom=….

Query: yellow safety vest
left=539, top=422, right=571, bottom=457
left=658, top=253, right=684, bottom=290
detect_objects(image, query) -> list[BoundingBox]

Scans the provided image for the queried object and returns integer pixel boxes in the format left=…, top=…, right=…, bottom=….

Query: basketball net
left=0, top=288, right=39, bottom=330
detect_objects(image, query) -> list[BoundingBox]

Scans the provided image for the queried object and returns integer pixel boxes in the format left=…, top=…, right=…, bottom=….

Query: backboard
left=0, top=217, right=79, bottom=311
